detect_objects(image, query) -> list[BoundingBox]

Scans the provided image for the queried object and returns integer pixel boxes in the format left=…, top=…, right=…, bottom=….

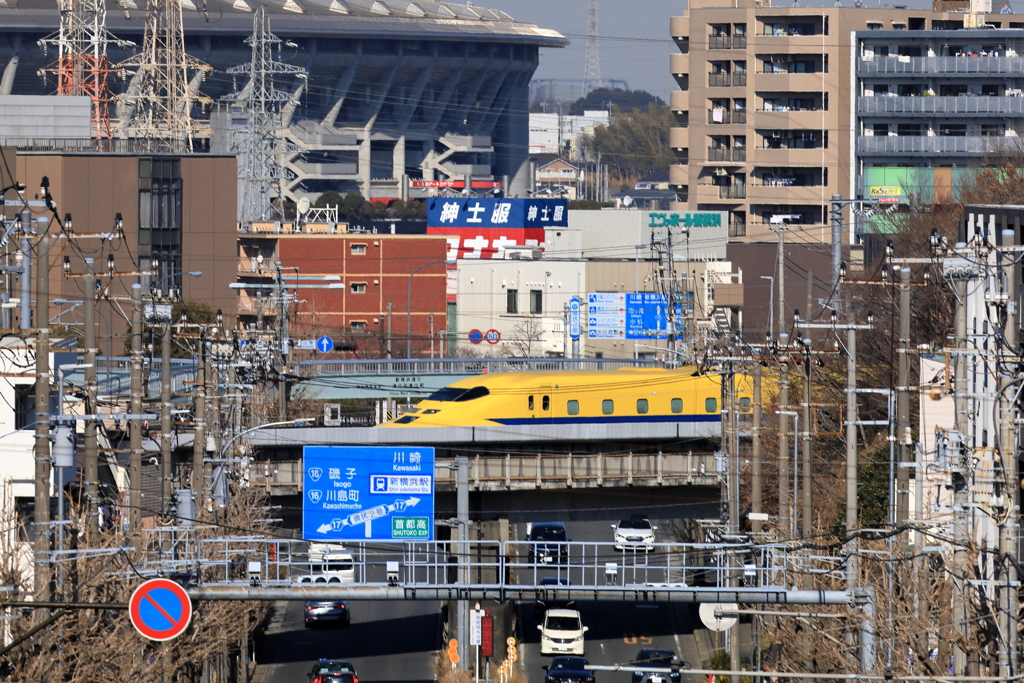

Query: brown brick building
left=236, top=229, right=450, bottom=358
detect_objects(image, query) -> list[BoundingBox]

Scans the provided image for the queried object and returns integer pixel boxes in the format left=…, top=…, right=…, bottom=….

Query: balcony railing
left=732, top=147, right=747, bottom=162
left=709, top=35, right=732, bottom=49
left=719, top=185, right=747, bottom=199
left=709, top=73, right=732, bottom=87
left=708, top=109, right=747, bottom=124
left=733, top=73, right=748, bottom=87
left=859, top=56, right=1024, bottom=75
left=857, top=135, right=1024, bottom=154
left=733, top=35, right=747, bottom=49
left=729, top=219, right=746, bottom=237
left=708, top=147, right=732, bottom=161
left=857, top=95, right=1024, bottom=115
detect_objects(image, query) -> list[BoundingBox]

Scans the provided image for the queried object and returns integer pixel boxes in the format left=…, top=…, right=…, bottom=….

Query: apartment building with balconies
left=856, top=29, right=1024, bottom=205
left=669, top=0, right=1014, bottom=244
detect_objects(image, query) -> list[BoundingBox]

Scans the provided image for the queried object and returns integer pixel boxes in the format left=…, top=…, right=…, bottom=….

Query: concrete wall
left=0, top=96, right=91, bottom=140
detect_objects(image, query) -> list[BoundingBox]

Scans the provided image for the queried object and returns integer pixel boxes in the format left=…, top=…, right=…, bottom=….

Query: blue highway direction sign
left=303, top=446, right=435, bottom=541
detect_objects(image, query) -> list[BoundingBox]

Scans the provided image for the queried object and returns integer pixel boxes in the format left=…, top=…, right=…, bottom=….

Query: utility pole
left=210, top=355, right=221, bottom=457
left=83, top=258, right=99, bottom=532
left=895, top=267, right=912, bottom=526
left=726, top=365, right=741, bottom=677
left=33, top=232, right=51, bottom=610
left=160, top=322, right=172, bottom=512
left=997, top=229, right=1019, bottom=680
left=19, top=233, right=30, bottom=331
left=193, top=330, right=206, bottom=508
left=457, top=454, right=470, bottom=669
left=800, top=343, right=812, bottom=540
left=802, top=278, right=813, bottom=541
left=951, top=274, right=969, bottom=677
left=845, top=312, right=859, bottom=666
left=778, top=347, right=790, bottom=538
left=386, top=300, right=393, bottom=360
left=277, top=265, right=288, bottom=421
left=129, top=283, right=143, bottom=534
left=751, top=362, right=762, bottom=534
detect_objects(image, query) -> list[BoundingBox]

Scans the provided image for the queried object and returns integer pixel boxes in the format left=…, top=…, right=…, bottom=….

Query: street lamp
left=405, top=260, right=456, bottom=359
left=218, top=418, right=311, bottom=460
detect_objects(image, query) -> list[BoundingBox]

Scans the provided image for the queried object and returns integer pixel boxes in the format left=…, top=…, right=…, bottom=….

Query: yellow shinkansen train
left=379, top=367, right=751, bottom=428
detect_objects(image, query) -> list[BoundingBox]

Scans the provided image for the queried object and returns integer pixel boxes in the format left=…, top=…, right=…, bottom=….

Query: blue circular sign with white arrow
left=316, top=336, right=334, bottom=353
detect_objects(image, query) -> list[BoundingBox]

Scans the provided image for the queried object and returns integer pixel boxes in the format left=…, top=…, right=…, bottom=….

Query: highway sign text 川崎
left=303, top=446, right=435, bottom=541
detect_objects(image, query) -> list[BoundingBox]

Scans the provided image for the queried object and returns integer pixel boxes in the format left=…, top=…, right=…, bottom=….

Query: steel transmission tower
left=39, top=0, right=131, bottom=139
left=582, top=0, right=601, bottom=95
left=223, top=7, right=306, bottom=225
left=116, top=0, right=212, bottom=152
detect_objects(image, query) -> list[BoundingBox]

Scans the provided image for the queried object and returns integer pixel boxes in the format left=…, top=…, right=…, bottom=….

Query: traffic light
left=448, top=638, right=460, bottom=665
left=338, top=344, right=357, bottom=352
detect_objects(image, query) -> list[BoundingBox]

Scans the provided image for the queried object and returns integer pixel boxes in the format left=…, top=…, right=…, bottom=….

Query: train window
left=636, top=399, right=649, bottom=414
left=455, top=386, right=490, bottom=402
left=671, top=398, right=683, bottom=413
left=394, top=415, right=418, bottom=424
left=705, top=397, right=718, bottom=413
left=602, top=399, right=614, bottom=415
left=542, top=396, right=550, bottom=410
left=529, top=396, right=534, bottom=410
left=739, top=397, right=752, bottom=412
left=567, top=400, right=579, bottom=415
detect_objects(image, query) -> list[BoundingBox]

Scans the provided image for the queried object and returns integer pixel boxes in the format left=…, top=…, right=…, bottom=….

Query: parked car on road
left=538, top=608, right=588, bottom=656
left=527, top=522, right=570, bottom=564
left=611, top=517, right=657, bottom=551
left=304, top=600, right=350, bottom=627
left=544, top=656, right=595, bottom=683
left=630, top=649, right=681, bottom=683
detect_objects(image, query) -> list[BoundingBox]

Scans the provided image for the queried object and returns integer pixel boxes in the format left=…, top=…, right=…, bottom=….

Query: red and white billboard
left=428, top=227, right=546, bottom=260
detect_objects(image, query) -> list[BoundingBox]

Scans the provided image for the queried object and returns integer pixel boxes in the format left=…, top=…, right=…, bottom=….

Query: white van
left=297, top=542, right=356, bottom=584
left=538, top=608, right=588, bottom=656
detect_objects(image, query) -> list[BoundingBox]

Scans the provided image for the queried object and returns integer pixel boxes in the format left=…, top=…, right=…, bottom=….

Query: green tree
left=340, top=190, right=366, bottom=221
left=569, top=88, right=665, bottom=116
left=313, top=190, right=345, bottom=209
left=586, top=103, right=676, bottom=186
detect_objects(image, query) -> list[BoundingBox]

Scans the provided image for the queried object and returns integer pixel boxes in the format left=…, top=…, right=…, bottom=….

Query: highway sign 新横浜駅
left=303, top=446, right=435, bottom=542
left=129, top=578, right=193, bottom=641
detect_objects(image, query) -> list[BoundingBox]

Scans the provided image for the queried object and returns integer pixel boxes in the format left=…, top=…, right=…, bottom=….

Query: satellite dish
left=622, top=195, right=633, bottom=207
left=297, top=197, right=311, bottom=215
left=699, top=603, right=739, bottom=632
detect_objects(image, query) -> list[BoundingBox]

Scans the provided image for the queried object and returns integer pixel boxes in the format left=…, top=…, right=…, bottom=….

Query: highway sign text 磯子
left=303, top=446, right=435, bottom=541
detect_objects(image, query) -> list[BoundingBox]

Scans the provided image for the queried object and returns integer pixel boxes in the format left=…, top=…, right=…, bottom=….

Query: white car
left=538, top=608, right=588, bottom=656
left=297, top=550, right=356, bottom=584
left=612, top=518, right=657, bottom=551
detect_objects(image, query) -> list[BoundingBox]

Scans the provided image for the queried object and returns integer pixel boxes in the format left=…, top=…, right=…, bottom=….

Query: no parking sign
left=129, top=578, right=193, bottom=641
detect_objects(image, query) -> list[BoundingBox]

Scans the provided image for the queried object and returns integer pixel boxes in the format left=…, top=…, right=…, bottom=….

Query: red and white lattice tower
left=40, top=0, right=128, bottom=139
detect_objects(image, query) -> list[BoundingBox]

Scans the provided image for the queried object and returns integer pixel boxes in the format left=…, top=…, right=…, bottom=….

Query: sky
left=491, top=0, right=939, bottom=103
left=491, top=0, right=683, bottom=101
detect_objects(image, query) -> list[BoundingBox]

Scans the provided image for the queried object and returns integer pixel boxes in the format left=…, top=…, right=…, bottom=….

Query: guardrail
left=132, top=533, right=792, bottom=596
left=294, top=357, right=663, bottom=377
left=859, top=55, right=1024, bottom=75
left=857, top=95, right=1024, bottom=115
left=250, top=452, right=723, bottom=493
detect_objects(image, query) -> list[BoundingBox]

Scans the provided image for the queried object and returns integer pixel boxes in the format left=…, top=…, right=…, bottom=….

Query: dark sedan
left=304, top=600, right=351, bottom=627
left=630, top=649, right=681, bottom=683
left=544, top=656, right=594, bottom=683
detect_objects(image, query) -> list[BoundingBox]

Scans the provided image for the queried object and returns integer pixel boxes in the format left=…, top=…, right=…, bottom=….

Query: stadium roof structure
left=0, top=0, right=568, bottom=45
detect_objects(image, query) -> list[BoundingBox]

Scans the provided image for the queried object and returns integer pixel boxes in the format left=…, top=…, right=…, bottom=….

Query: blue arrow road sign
left=568, top=297, right=581, bottom=340
left=317, top=336, right=334, bottom=353
left=303, top=446, right=435, bottom=541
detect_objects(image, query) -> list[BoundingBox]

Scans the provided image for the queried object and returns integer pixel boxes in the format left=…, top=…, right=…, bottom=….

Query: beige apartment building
left=669, top=0, right=1017, bottom=243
